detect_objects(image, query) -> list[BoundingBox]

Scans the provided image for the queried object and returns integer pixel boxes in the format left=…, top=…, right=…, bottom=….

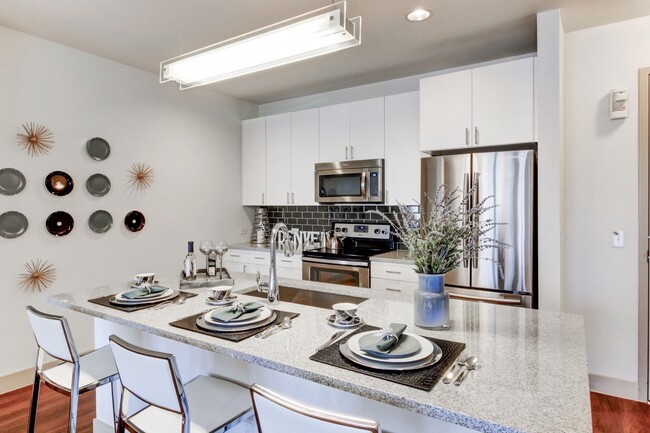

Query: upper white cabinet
left=265, top=113, right=292, bottom=205
left=384, top=91, right=422, bottom=205
left=420, top=57, right=535, bottom=152
left=242, top=117, right=266, bottom=205
left=319, top=97, right=384, bottom=162
left=291, top=108, right=319, bottom=204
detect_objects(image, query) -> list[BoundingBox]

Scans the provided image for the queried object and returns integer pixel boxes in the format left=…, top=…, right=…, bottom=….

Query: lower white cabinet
left=223, top=249, right=302, bottom=280
left=371, top=261, right=418, bottom=296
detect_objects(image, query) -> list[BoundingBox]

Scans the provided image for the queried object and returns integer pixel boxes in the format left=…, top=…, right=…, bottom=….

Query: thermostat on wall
left=610, top=88, right=628, bottom=120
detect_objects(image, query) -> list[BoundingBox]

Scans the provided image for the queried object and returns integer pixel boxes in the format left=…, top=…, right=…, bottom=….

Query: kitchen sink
left=242, top=286, right=367, bottom=309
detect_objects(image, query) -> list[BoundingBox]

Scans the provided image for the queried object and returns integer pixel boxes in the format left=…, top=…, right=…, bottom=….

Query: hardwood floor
left=0, top=385, right=648, bottom=432
left=0, top=384, right=95, bottom=433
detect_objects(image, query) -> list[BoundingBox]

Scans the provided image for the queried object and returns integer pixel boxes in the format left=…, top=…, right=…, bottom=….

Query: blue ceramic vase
left=414, top=273, right=449, bottom=329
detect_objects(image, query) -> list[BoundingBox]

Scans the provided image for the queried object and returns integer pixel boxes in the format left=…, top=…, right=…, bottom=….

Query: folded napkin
left=121, top=284, right=168, bottom=299
left=211, top=301, right=264, bottom=323
left=361, top=323, right=407, bottom=355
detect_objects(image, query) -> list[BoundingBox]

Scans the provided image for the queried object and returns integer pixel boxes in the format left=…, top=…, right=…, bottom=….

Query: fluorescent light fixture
left=161, top=1, right=361, bottom=89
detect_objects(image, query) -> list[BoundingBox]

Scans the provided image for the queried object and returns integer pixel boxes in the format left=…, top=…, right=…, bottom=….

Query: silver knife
left=317, top=329, right=356, bottom=351
left=316, top=331, right=345, bottom=351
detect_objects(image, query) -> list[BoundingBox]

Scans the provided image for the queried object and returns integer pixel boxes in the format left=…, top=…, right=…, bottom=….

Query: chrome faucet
left=257, top=222, right=293, bottom=305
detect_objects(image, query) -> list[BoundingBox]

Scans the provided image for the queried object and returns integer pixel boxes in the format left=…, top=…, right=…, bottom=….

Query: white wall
left=564, top=15, right=650, bottom=398
left=0, top=25, right=256, bottom=379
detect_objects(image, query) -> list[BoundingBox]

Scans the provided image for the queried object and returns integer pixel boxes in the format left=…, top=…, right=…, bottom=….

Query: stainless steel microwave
left=314, top=159, right=384, bottom=203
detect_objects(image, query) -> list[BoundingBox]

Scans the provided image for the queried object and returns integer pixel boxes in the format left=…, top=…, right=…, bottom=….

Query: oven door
left=302, top=257, right=370, bottom=288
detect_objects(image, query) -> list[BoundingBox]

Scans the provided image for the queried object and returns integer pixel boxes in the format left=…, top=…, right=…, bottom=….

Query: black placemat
left=169, top=309, right=300, bottom=342
left=309, top=325, right=465, bottom=391
left=88, top=291, right=198, bottom=312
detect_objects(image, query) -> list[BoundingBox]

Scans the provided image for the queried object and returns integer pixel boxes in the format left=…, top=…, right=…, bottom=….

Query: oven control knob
left=374, top=228, right=380, bottom=234
left=341, top=227, right=348, bottom=233
left=382, top=229, right=388, bottom=235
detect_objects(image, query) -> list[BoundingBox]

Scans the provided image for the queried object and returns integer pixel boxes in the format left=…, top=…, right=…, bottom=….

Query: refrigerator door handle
left=472, top=172, right=480, bottom=269
left=463, top=173, right=470, bottom=268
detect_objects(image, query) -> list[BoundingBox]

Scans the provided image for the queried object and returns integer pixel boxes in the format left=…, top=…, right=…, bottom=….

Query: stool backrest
left=109, top=335, right=187, bottom=414
left=26, top=306, right=78, bottom=363
left=250, top=384, right=381, bottom=433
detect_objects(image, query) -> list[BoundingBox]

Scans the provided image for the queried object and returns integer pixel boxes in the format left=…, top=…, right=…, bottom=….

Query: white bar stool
left=109, top=334, right=253, bottom=433
left=250, top=384, right=381, bottom=433
left=25, top=305, right=119, bottom=433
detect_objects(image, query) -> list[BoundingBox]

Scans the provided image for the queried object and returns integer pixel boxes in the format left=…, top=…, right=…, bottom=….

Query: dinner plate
left=0, top=168, right=26, bottom=195
left=88, top=210, right=113, bottom=233
left=45, top=171, right=74, bottom=196
left=358, top=333, right=422, bottom=358
left=111, top=288, right=177, bottom=305
left=86, top=173, right=111, bottom=197
left=86, top=137, right=111, bottom=161
left=46, top=211, right=74, bottom=236
left=196, top=310, right=277, bottom=333
left=326, top=314, right=364, bottom=329
left=347, top=332, right=434, bottom=364
left=339, top=341, right=442, bottom=371
left=204, top=306, right=271, bottom=326
left=124, top=210, right=145, bottom=232
left=0, top=211, right=28, bottom=239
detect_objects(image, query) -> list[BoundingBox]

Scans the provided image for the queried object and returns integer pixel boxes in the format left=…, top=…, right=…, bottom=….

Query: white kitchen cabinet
left=319, top=98, right=384, bottom=162
left=242, top=117, right=266, bottom=205
left=371, top=260, right=418, bottom=296
left=384, top=92, right=422, bottom=205
left=420, top=57, right=535, bottom=152
left=291, top=109, right=319, bottom=204
left=265, top=113, right=292, bottom=205
left=223, top=249, right=302, bottom=280
left=276, top=253, right=303, bottom=280
left=319, top=102, right=350, bottom=162
left=349, top=97, right=384, bottom=160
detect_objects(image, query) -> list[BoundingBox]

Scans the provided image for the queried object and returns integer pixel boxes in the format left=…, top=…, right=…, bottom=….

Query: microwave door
left=421, top=154, right=471, bottom=288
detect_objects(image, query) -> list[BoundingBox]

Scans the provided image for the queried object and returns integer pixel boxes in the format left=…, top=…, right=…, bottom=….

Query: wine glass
left=214, top=241, right=229, bottom=279
left=199, top=240, right=215, bottom=276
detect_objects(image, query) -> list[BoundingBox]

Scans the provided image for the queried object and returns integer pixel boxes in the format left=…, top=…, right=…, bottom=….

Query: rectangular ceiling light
left=160, top=1, right=361, bottom=90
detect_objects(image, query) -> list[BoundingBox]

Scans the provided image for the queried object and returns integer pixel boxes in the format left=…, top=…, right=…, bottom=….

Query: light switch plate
left=612, top=230, right=624, bottom=248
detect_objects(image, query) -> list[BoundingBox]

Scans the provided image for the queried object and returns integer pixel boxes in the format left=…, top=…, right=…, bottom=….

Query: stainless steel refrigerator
left=421, top=145, right=536, bottom=308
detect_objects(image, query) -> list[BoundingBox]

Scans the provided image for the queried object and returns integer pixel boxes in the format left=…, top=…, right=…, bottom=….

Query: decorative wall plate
left=89, top=210, right=113, bottom=233
left=86, top=173, right=111, bottom=197
left=0, top=168, right=26, bottom=196
left=86, top=137, right=111, bottom=161
left=45, top=171, right=74, bottom=196
left=0, top=211, right=29, bottom=239
left=46, top=211, right=74, bottom=236
left=124, top=210, right=145, bottom=232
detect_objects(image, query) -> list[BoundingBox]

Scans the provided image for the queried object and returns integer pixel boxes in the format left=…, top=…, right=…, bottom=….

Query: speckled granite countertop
left=49, top=274, right=591, bottom=433
left=371, top=249, right=415, bottom=264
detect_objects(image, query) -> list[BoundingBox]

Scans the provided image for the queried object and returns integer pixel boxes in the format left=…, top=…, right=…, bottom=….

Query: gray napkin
left=361, top=323, right=407, bottom=355
left=121, top=284, right=168, bottom=299
left=211, top=301, right=264, bottom=323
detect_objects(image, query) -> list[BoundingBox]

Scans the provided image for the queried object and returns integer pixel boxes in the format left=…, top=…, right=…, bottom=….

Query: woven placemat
left=169, top=309, right=300, bottom=342
left=309, top=325, right=465, bottom=391
left=88, top=291, right=198, bottom=312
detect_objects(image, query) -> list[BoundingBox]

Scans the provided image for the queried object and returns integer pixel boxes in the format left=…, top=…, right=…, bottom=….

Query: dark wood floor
left=0, top=385, right=649, bottom=432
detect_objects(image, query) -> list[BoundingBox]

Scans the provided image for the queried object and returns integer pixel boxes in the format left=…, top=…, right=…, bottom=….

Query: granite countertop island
left=49, top=273, right=592, bottom=433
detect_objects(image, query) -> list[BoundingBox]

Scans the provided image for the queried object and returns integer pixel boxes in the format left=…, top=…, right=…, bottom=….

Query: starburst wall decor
left=19, top=259, right=57, bottom=293
left=127, top=162, right=155, bottom=190
left=16, top=122, right=54, bottom=157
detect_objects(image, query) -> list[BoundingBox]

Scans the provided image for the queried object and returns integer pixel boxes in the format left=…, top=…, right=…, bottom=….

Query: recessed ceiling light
left=406, top=8, right=431, bottom=22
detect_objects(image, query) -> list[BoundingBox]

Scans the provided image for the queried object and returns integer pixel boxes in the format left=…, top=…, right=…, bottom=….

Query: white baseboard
left=0, top=368, right=33, bottom=393
left=589, top=373, right=642, bottom=401
left=93, top=418, right=113, bottom=433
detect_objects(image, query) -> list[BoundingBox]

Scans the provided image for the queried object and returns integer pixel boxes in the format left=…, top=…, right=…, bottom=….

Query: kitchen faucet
left=257, top=222, right=293, bottom=304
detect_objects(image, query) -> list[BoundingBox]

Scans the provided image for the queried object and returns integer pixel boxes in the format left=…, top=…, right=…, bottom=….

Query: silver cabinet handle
left=230, top=254, right=240, bottom=258
left=474, top=127, right=479, bottom=145
left=386, top=190, right=389, bottom=203
left=287, top=192, right=290, bottom=204
left=345, top=146, right=349, bottom=160
left=253, top=256, right=265, bottom=260
left=465, top=127, right=469, bottom=146
left=262, top=193, right=265, bottom=204
left=280, top=259, right=292, bottom=263
left=385, top=270, right=402, bottom=274
left=350, top=145, right=354, bottom=159
left=243, top=264, right=247, bottom=273
left=291, top=192, right=295, bottom=204
left=385, top=287, right=402, bottom=293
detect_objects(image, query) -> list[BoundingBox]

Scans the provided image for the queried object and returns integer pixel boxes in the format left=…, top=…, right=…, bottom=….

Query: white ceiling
left=1, top=0, right=649, bottom=104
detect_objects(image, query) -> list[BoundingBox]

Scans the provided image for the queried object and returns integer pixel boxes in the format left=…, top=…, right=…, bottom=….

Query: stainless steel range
left=301, top=222, right=395, bottom=288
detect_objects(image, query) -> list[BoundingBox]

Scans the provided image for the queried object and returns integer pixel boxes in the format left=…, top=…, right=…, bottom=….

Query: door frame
left=638, top=67, right=650, bottom=402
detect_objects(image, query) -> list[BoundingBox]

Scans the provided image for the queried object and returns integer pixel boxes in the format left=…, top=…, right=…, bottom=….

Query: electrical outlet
left=612, top=231, right=624, bottom=248
left=240, top=227, right=248, bottom=235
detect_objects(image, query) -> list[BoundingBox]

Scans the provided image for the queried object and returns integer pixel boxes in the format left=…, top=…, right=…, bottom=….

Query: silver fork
left=442, top=352, right=468, bottom=384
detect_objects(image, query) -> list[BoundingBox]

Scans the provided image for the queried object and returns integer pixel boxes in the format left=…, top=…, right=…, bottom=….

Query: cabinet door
left=319, top=103, right=350, bottom=162
left=242, top=117, right=266, bottom=205
left=472, top=57, right=535, bottom=146
left=291, top=109, right=319, bottom=204
left=350, top=97, right=384, bottom=160
left=371, top=278, right=418, bottom=297
left=419, top=70, right=472, bottom=152
left=385, top=92, right=422, bottom=205
left=265, top=113, right=292, bottom=205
